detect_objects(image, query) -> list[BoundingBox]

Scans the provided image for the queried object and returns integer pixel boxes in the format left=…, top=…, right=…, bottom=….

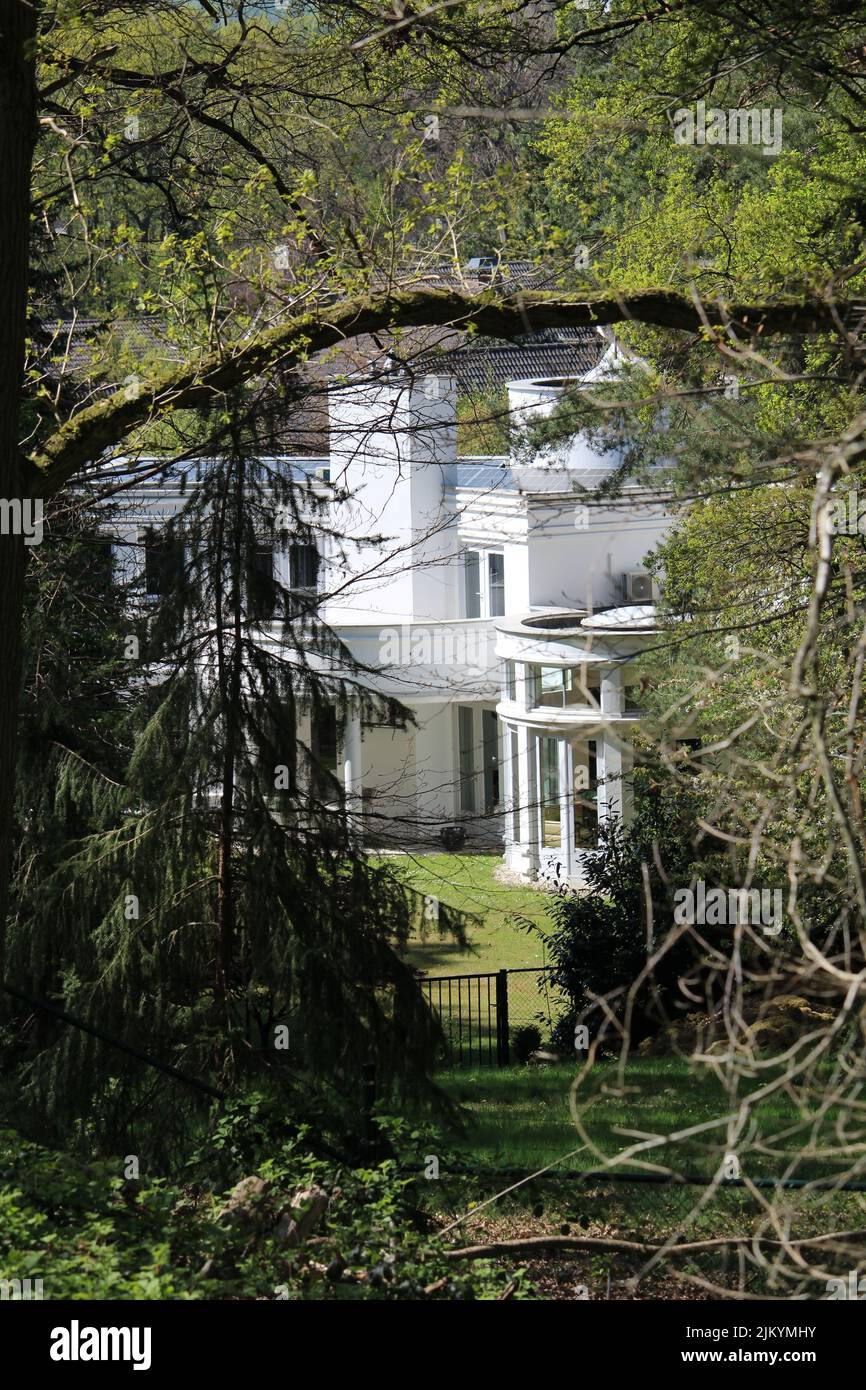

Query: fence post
left=496, top=970, right=510, bottom=1067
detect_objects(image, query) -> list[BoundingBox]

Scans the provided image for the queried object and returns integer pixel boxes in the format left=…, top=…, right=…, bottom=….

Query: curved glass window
left=533, top=666, right=600, bottom=708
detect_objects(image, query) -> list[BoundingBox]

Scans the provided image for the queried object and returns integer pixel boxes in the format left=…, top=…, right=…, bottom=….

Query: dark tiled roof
left=367, top=259, right=559, bottom=298
left=35, top=262, right=577, bottom=387
left=412, top=327, right=605, bottom=392
left=34, top=274, right=605, bottom=457
left=35, top=317, right=181, bottom=385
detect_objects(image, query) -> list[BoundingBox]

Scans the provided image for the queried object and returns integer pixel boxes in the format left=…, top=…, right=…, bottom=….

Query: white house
left=112, top=329, right=675, bottom=888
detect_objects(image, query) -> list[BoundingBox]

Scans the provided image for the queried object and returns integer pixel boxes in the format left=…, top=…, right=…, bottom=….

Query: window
left=482, top=709, right=500, bottom=813
left=566, top=668, right=599, bottom=708
left=488, top=553, right=505, bottom=617
left=533, top=666, right=599, bottom=709
left=248, top=545, right=276, bottom=621
left=503, top=660, right=517, bottom=701
left=288, top=543, right=320, bottom=617
left=509, top=729, right=520, bottom=841
left=463, top=549, right=505, bottom=618
left=536, top=667, right=563, bottom=708
left=572, top=738, right=598, bottom=849
left=458, top=706, right=476, bottom=814
left=143, top=527, right=183, bottom=598
left=290, top=543, right=319, bottom=592
left=463, top=551, right=481, bottom=619
left=539, top=736, right=560, bottom=847
left=75, top=534, right=114, bottom=589
left=254, top=546, right=274, bottom=582
left=311, top=704, right=338, bottom=796
left=261, top=692, right=296, bottom=796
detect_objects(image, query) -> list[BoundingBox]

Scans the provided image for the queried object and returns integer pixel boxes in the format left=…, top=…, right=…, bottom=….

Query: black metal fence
left=418, top=966, right=556, bottom=1067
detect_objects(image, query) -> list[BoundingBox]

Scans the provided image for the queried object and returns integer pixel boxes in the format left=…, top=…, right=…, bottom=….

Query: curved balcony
left=495, top=606, right=659, bottom=667
left=496, top=698, right=645, bottom=733
left=496, top=606, right=654, bottom=888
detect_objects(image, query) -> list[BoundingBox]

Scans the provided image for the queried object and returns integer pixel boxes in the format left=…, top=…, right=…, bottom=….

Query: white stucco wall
left=324, top=377, right=459, bottom=626
left=526, top=495, right=671, bottom=610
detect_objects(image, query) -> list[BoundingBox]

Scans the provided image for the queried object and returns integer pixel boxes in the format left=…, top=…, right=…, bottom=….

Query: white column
left=598, top=665, right=626, bottom=829
left=515, top=725, right=540, bottom=873
left=597, top=731, right=623, bottom=826
left=342, top=707, right=363, bottom=820
left=600, top=664, right=624, bottom=716
left=415, top=704, right=456, bottom=831
left=502, top=723, right=515, bottom=849
left=558, top=738, right=573, bottom=873
left=597, top=730, right=634, bottom=829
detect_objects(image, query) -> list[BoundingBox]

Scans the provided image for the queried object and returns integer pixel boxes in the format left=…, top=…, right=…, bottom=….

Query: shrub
left=0, top=1113, right=532, bottom=1301
left=511, top=1024, right=543, bottom=1063
left=539, top=772, right=724, bottom=1050
left=439, top=824, right=467, bottom=850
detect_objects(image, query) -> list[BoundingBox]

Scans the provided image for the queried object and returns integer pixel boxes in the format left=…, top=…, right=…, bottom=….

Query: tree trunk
left=0, top=0, right=38, bottom=982
left=213, top=436, right=245, bottom=1037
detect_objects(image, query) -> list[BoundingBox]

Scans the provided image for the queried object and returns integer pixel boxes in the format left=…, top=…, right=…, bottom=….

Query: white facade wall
left=526, top=496, right=670, bottom=611
left=325, top=378, right=459, bottom=626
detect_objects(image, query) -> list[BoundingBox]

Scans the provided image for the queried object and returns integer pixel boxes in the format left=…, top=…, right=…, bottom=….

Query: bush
left=539, top=772, right=725, bottom=1050
left=0, top=1112, right=532, bottom=1301
left=511, top=1024, right=543, bottom=1063
left=439, top=824, right=467, bottom=850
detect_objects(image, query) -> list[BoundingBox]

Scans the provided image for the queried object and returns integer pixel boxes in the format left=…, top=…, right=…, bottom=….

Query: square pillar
left=342, top=707, right=363, bottom=820
left=597, top=729, right=633, bottom=828
left=514, top=725, right=540, bottom=874
left=415, top=703, right=457, bottom=832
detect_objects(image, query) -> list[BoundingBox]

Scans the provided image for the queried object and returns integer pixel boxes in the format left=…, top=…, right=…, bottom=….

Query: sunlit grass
left=438, top=1061, right=854, bottom=1183
left=382, top=852, right=554, bottom=973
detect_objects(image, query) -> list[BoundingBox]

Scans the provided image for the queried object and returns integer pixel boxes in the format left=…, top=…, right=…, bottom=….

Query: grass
left=419, top=1061, right=866, bottom=1300
left=382, top=851, right=555, bottom=974
left=437, top=1060, right=855, bottom=1182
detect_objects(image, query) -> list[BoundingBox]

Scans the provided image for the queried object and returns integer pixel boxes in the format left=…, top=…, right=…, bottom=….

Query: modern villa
left=114, top=328, right=675, bottom=888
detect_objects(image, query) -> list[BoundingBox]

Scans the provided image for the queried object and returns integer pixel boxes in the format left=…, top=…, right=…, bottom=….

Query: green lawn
left=382, top=852, right=555, bottom=973
left=438, top=1060, right=852, bottom=1182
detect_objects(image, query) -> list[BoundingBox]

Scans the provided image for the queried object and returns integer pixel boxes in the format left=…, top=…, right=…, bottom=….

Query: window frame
left=457, top=705, right=476, bottom=815
left=462, top=548, right=505, bottom=619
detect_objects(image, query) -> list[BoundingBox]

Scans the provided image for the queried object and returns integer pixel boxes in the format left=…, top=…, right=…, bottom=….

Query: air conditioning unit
left=622, top=570, right=657, bottom=603
left=314, top=466, right=331, bottom=483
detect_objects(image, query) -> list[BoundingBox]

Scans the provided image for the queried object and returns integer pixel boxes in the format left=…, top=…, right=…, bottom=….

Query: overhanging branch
left=30, top=288, right=846, bottom=497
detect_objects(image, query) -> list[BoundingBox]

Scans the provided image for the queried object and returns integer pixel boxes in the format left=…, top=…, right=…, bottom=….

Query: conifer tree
left=6, top=397, right=450, bottom=1161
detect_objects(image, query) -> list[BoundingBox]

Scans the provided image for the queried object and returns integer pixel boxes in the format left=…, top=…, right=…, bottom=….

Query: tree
left=7, top=397, right=454, bottom=1158
left=4, top=0, right=866, bottom=1299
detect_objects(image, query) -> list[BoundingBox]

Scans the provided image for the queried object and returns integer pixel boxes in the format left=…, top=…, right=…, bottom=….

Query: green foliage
left=456, top=387, right=510, bottom=456
left=538, top=773, right=726, bottom=1049
left=0, top=1109, right=528, bottom=1300
left=5, top=410, right=460, bottom=1163
left=511, top=1023, right=542, bottom=1064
